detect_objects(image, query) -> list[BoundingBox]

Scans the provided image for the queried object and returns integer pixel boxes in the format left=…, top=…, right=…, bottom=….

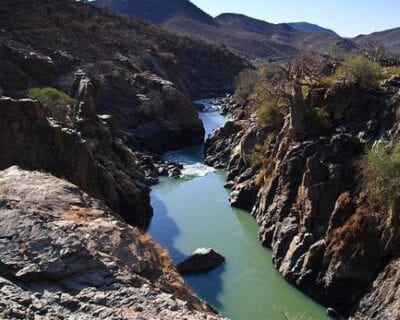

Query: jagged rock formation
left=205, top=81, right=400, bottom=318
left=0, top=167, right=224, bottom=320
left=0, top=85, right=152, bottom=228
left=0, top=0, right=247, bottom=153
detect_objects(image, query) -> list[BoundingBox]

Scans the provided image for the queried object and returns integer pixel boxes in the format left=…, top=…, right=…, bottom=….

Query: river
left=149, top=99, right=329, bottom=320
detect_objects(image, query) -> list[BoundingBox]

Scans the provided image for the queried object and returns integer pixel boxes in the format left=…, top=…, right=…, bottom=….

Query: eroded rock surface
left=0, top=167, right=224, bottom=320
left=205, top=82, right=400, bottom=318
left=0, top=95, right=152, bottom=228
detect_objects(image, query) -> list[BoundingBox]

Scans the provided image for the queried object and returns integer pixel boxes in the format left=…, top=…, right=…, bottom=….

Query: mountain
left=92, top=0, right=350, bottom=60
left=92, top=0, right=216, bottom=25
left=288, top=22, right=338, bottom=37
left=0, top=0, right=248, bottom=153
left=355, top=27, right=400, bottom=54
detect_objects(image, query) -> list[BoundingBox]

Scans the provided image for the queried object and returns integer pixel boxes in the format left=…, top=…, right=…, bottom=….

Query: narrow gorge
left=1, top=0, right=400, bottom=319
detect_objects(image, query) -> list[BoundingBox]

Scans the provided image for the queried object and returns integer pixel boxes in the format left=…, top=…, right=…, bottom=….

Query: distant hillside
left=93, top=0, right=216, bottom=25
left=355, top=27, right=400, bottom=54
left=288, top=22, right=338, bottom=37
left=93, top=0, right=351, bottom=60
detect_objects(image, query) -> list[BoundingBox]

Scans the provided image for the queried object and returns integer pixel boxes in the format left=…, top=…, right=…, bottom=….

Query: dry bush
left=327, top=206, right=372, bottom=256
left=335, top=55, right=384, bottom=89
left=359, top=142, right=400, bottom=211
left=234, top=69, right=259, bottom=105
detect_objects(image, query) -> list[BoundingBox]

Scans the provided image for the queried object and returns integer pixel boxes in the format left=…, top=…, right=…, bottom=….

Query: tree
left=256, top=53, right=332, bottom=138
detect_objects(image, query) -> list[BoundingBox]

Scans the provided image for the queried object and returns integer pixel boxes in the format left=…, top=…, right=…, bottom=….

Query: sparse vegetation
left=250, top=144, right=266, bottom=168
left=28, top=87, right=75, bottom=106
left=359, top=142, right=400, bottom=210
left=28, top=87, right=76, bottom=125
left=383, top=66, right=400, bottom=79
left=234, top=69, right=259, bottom=105
left=335, top=55, right=384, bottom=89
left=256, top=96, right=285, bottom=131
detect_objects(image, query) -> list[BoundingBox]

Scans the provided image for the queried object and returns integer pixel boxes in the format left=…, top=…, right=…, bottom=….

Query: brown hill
left=93, top=0, right=352, bottom=60
left=356, top=27, right=400, bottom=54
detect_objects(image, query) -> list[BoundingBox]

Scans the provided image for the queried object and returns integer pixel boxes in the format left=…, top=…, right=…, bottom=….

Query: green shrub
left=28, top=87, right=75, bottom=125
left=28, top=87, right=75, bottom=106
left=335, top=56, right=383, bottom=89
left=250, top=144, right=265, bottom=168
left=256, top=99, right=284, bottom=131
left=360, top=142, right=400, bottom=210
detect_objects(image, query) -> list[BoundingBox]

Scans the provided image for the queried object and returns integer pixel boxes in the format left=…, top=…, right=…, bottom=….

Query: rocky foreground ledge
left=0, top=166, right=224, bottom=320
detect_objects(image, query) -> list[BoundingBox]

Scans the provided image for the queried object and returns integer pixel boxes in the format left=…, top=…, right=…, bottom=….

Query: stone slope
left=205, top=81, right=400, bottom=318
left=0, top=166, right=224, bottom=320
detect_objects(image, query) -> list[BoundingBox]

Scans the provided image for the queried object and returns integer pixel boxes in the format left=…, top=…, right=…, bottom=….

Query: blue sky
left=191, top=0, right=400, bottom=37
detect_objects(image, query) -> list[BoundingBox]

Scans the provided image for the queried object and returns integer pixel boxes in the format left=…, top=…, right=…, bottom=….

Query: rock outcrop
left=0, top=167, right=224, bottom=320
left=101, top=72, right=205, bottom=153
left=0, top=93, right=152, bottom=228
left=205, top=82, right=400, bottom=318
left=176, top=248, right=225, bottom=275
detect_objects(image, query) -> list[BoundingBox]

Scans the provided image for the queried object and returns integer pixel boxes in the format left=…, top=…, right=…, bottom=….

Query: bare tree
left=258, top=53, right=331, bottom=138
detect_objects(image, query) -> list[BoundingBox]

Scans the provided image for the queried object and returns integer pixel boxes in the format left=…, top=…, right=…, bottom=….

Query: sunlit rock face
left=0, top=167, right=225, bottom=320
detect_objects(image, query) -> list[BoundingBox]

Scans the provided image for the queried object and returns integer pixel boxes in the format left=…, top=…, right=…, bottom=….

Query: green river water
left=149, top=100, right=329, bottom=320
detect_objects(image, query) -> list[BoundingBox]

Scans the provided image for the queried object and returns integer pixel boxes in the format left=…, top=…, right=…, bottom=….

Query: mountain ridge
left=93, top=0, right=400, bottom=58
left=93, top=0, right=351, bottom=60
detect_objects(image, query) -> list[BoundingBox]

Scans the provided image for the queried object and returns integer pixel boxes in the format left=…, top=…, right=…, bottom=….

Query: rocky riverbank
left=0, top=166, right=224, bottom=320
left=205, top=78, right=400, bottom=319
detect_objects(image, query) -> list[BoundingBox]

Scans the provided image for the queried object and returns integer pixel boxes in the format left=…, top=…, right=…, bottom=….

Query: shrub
left=250, top=144, right=265, bottom=168
left=383, top=66, right=400, bottom=79
left=335, top=55, right=383, bottom=89
left=359, top=142, right=400, bottom=210
left=28, top=87, right=75, bottom=106
left=234, top=69, right=259, bottom=105
left=28, top=87, right=75, bottom=125
left=256, top=98, right=285, bottom=131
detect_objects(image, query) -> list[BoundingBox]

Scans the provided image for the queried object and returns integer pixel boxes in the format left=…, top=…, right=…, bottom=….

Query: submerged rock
left=176, top=248, right=225, bottom=275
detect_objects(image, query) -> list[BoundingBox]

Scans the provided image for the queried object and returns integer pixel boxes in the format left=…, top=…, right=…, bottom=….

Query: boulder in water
left=176, top=248, right=225, bottom=275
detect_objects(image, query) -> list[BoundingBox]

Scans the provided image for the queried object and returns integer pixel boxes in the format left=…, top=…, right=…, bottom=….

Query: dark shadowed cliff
left=0, top=0, right=248, bottom=153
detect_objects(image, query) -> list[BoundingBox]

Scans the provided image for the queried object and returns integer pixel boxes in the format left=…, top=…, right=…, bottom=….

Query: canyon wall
left=206, top=80, right=400, bottom=318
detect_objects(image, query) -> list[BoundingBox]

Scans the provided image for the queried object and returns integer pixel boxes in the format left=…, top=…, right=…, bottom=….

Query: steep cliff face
left=0, top=0, right=247, bottom=153
left=0, top=167, right=224, bottom=320
left=0, top=75, right=153, bottom=228
left=205, top=81, right=400, bottom=318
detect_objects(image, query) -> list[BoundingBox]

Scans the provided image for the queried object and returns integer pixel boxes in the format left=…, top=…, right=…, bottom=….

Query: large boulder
left=176, top=248, right=225, bottom=275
